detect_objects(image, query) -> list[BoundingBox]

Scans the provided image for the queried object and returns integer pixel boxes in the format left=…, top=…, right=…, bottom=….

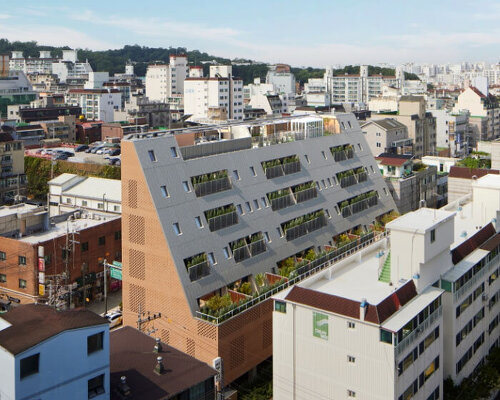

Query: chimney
left=118, top=376, right=131, bottom=396
left=360, top=298, right=368, bottom=321
left=154, top=356, right=164, bottom=375
left=153, top=337, right=162, bottom=353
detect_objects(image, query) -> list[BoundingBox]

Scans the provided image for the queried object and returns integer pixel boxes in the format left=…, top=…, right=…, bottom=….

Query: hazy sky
left=2, top=0, right=499, bottom=67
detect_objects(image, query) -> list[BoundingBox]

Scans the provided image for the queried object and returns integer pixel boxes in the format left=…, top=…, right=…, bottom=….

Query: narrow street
left=86, top=289, right=122, bottom=316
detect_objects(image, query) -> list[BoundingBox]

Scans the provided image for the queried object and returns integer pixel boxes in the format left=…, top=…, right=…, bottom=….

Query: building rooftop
left=110, top=326, right=216, bottom=400
left=362, top=118, right=406, bottom=131
left=19, top=211, right=120, bottom=244
left=472, top=173, right=500, bottom=189
left=448, top=166, right=499, bottom=179
left=0, top=304, right=107, bottom=355
left=386, top=207, right=455, bottom=234
left=0, top=203, right=41, bottom=218
left=48, top=172, right=79, bottom=186
left=64, top=176, right=121, bottom=203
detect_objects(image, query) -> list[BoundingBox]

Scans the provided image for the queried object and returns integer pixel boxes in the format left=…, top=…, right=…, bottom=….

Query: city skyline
left=2, top=0, right=499, bottom=67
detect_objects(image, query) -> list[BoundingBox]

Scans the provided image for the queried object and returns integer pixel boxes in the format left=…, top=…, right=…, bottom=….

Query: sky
left=1, top=0, right=499, bottom=67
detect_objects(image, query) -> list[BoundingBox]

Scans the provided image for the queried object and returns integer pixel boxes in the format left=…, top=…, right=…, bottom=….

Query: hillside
left=0, top=39, right=419, bottom=84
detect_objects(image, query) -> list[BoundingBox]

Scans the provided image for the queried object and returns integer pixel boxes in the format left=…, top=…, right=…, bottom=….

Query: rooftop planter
left=282, top=210, right=327, bottom=241
left=292, top=181, right=317, bottom=204
left=184, top=253, right=210, bottom=282
left=262, top=155, right=301, bottom=179
left=330, top=144, right=354, bottom=162
left=230, top=232, right=267, bottom=263
left=267, top=188, right=294, bottom=211
left=191, top=170, right=231, bottom=197
left=205, top=204, right=238, bottom=232
left=339, top=191, right=378, bottom=217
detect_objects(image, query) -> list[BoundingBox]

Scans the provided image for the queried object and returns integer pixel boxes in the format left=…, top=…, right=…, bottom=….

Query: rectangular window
left=88, top=374, right=105, bottom=398
left=348, top=390, right=356, bottom=398
left=113, top=205, right=120, bottom=212
left=82, top=200, right=88, bottom=207
left=431, top=229, right=436, bottom=243
left=236, top=204, right=244, bottom=215
left=18, top=256, right=26, bottom=265
left=148, top=150, right=157, bottom=162
left=20, top=353, right=39, bottom=379
left=348, top=321, right=356, bottom=329
left=253, top=199, right=260, bottom=210
left=233, top=170, right=240, bottom=180
left=82, top=242, right=89, bottom=252
left=160, top=185, right=169, bottom=198
left=304, top=154, right=310, bottom=164
left=250, top=166, right=256, bottom=176
left=208, top=252, right=216, bottom=265
left=313, top=312, right=328, bottom=340
left=0, top=273, right=5, bottom=283
left=264, top=232, right=271, bottom=243
left=275, top=300, right=286, bottom=313
left=98, top=236, right=105, bottom=246
left=321, top=151, right=327, bottom=160
left=245, top=201, right=252, bottom=213
left=182, top=181, right=191, bottom=192
left=348, top=355, right=355, bottom=363
left=170, top=147, right=178, bottom=158
left=97, top=203, right=104, bottom=210
left=19, top=279, right=27, bottom=288
left=0, top=251, right=5, bottom=260
left=380, top=329, right=392, bottom=344
left=114, top=231, right=121, bottom=241
left=223, top=247, right=231, bottom=259
left=173, top=223, right=182, bottom=235
left=87, top=332, right=104, bottom=355
left=261, top=197, right=268, bottom=208
left=195, top=216, right=203, bottom=228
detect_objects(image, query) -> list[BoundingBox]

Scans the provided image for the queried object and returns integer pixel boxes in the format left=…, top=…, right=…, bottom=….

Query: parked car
left=53, top=153, right=68, bottom=160
left=75, top=145, right=89, bottom=152
left=90, top=146, right=103, bottom=154
left=109, top=148, right=121, bottom=156
left=105, top=311, right=122, bottom=329
left=62, top=151, right=74, bottom=157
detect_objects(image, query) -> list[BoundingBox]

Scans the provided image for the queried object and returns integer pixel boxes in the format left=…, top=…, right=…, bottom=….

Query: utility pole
left=103, top=258, right=107, bottom=316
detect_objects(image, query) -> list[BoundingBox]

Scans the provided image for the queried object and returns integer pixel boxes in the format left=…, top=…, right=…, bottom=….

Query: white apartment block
left=66, top=89, right=121, bottom=122
left=48, top=173, right=121, bottom=216
left=304, top=78, right=331, bottom=107
left=266, top=64, right=296, bottom=95
left=184, top=65, right=244, bottom=121
left=273, top=173, right=500, bottom=399
left=9, top=51, right=53, bottom=75
left=325, top=65, right=401, bottom=104
left=145, top=54, right=188, bottom=103
left=429, top=109, right=471, bottom=157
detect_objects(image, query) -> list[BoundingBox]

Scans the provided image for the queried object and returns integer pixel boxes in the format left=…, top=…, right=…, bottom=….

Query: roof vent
left=154, top=356, right=165, bottom=375
left=460, top=231, right=467, bottom=237
left=118, top=376, right=131, bottom=396
left=154, top=337, right=162, bottom=353
left=413, top=273, right=420, bottom=279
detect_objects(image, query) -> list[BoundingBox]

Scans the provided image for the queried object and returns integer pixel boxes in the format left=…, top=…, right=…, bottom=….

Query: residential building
left=48, top=173, right=121, bottom=216
left=325, top=65, right=401, bottom=104
left=8, top=123, right=45, bottom=147
left=274, top=174, right=500, bottom=398
left=84, top=71, right=110, bottom=90
left=120, top=113, right=397, bottom=385
left=38, top=115, right=77, bottom=143
left=101, top=119, right=149, bottom=141
left=103, top=81, right=131, bottom=108
left=376, top=153, right=438, bottom=213
left=368, top=86, right=400, bottom=113
left=9, top=50, right=54, bottom=75
left=184, top=65, right=244, bottom=121
left=447, top=166, right=499, bottom=203
left=0, top=207, right=121, bottom=307
left=50, top=50, right=93, bottom=83
left=0, top=57, right=37, bottom=118
left=452, top=87, right=500, bottom=143
left=429, top=110, right=471, bottom=157
left=113, top=95, right=171, bottom=128
left=7, top=104, right=82, bottom=123
left=0, top=133, right=26, bottom=203
left=76, top=120, right=103, bottom=144
left=243, top=78, right=275, bottom=103
left=66, top=89, right=121, bottom=122
left=110, top=326, right=217, bottom=400
left=266, top=64, right=296, bottom=95
left=145, top=55, right=188, bottom=103
left=0, top=304, right=109, bottom=400
left=422, top=156, right=458, bottom=175
left=361, top=118, right=412, bottom=156
left=248, top=93, right=284, bottom=116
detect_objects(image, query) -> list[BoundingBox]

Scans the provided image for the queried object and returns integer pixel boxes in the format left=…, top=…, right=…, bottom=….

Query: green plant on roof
left=231, top=239, right=247, bottom=251
left=186, top=253, right=207, bottom=269
left=238, top=282, right=252, bottom=295
left=262, top=159, right=281, bottom=170
left=267, top=189, right=290, bottom=200
left=304, top=249, right=317, bottom=262
left=279, top=257, right=296, bottom=278
left=255, top=273, right=266, bottom=288
left=205, top=294, right=232, bottom=312
left=282, top=155, right=299, bottom=164
left=292, top=181, right=315, bottom=193
left=205, top=204, right=236, bottom=220
left=249, top=232, right=263, bottom=243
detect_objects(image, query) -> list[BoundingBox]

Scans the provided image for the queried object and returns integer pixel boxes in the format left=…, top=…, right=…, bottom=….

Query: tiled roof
left=469, top=86, right=486, bottom=98
left=285, top=286, right=360, bottom=319
left=479, top=232, right=500, bottom=252
left=0, top=304, right=107, bottom=355
left=452, top=223, right=496, bottom=264
left=375, top=155, right=411, bottom=167
left=448, top=166, right=499, bottom=179
left=365, top=281, right=417, bottom=324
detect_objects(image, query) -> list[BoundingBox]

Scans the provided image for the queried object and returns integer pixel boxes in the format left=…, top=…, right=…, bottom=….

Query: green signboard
left=110, top=267, right=122, bottom=280
left=313, top=312, right=328, bottom=340
left=112, top=261, right=123, bottom=268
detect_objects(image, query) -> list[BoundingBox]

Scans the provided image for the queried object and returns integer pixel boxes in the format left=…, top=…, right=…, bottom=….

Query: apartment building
left=361, top=118, right=413, bottom=156
left=273, top=174, right=500, bottom=398
left=0, top=304, right=109, bottom=400
left=447, top=167, right=499, bottom=203
left=325, top=65, right=401, bottom=104
left=113, top=95, right=171, bottom=128
left=48, top=173, right=121, bottom=216
left=0, top=206, right=121, bottom=307
left=0, top=133, right=26, bottom=204
left=66, top=89, right=121, bottom=122
left=9, top=50, right=54, bottom=75
left=184, top=65, right=244, bottom=121
left=7, top=104, right=82, bottom=123
left=266, top=64, right=296, bottom=95
left=120, top=113, right=397, bottom=385
left=429, top=109, right=471, bottom=158
left=51, top=50, right=93, bottom=84
left=0, top=57, right=37, bottom=118
left=452, top=87, right=500, bottom=143
left=145, top=54, right=188, bottom=103
left=375, top=154, right=438, bottom=214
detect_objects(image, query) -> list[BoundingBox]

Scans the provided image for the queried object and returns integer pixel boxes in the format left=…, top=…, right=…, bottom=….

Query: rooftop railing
left=195, top=230, right=389, bottom=325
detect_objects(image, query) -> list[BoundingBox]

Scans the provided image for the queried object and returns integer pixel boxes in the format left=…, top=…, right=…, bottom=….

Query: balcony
left=283, top=210, right=327, bottom=241
left=231, top=232, right=267, bottom=263
left=268, top=189, right=294, bottom=211
left=192, top=171, right=231, bottom=197
left=331, top=145, right=354, bottom=162
left=340, top=192, right=378, bottom=218
left=292, top=182, right=317, bottom=204
left=205, top=205, right=238, bottom=232
left=337, top=168, right=367, bottom=188
left=185, top=254, right=210, bottom=282
left=262, top=155, right=301, bottom=179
